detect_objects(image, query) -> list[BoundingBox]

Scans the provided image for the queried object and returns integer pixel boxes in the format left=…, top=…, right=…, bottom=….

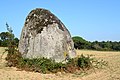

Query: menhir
left=18, top=8, right=76, bottom=62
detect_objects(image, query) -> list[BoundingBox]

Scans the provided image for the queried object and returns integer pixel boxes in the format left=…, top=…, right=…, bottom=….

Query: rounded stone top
left=25, top=8, right=65, bottom=32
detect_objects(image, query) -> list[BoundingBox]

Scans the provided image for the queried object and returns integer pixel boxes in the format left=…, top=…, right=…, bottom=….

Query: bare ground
left=0, top=47, right=120, bottom=80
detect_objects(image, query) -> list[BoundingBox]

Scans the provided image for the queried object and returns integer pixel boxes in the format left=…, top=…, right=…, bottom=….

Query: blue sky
left=0, top=0, right=120, bottom=41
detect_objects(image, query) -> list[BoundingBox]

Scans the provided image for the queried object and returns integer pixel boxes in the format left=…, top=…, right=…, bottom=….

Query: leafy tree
left=0, top=23, right=19, bottom=47
left=91, top=42, right=102, bottom=50
left=72, top=36, right=90, bottom=49
left=14, top=37, right=19, bottom=47
left=0, top=32, right=10, bottom=46
left=5, top=23, right=21, bottom=67
left=5, top=22, right=15, bottom=54
left=111, top=41, right=120, bottom=51
left=0, top=32, right=9, bottom=41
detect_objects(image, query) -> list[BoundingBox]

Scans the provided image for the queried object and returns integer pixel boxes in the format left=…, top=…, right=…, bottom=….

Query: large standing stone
left=18, top=8, right=76, bottom=62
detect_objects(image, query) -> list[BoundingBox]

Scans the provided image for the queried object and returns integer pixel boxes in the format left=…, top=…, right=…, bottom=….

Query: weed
left=77, top=54, right=93, bottom=69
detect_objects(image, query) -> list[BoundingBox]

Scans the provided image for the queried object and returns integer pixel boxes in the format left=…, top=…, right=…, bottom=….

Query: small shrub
left=77, top=54, right=108, bottom=70
left=77, top=54, right=94, bottom=69
left=6, top=50, right=22, bottom=67
left=18, top=57, right=66, bottom=73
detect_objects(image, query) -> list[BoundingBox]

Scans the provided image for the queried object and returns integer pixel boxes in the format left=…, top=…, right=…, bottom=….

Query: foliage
left=0, top=32, right=10, bottom=47
left=0, top=23, right=19, bottom=47
left=5, top=44, right=107, bottom=74
left=5, top=23, right=15, bottom=54
left=18, top=58, right=66, bottom=73
left=0, top=32, right=19, bottom=47
left=72, top=36, right=91, bottom=49
left=14, top=38, right=19, bottom=47
left=72, top=36, right=120, bottom=51
left=17, top=57, right=77, bottom=73
left=14, top=54, right=107, bottom=74
left=3, top=23, right=21, bottom=67
left=6, top=50, right=22, bottom=67
left=77, top=54, right=93, bottom=69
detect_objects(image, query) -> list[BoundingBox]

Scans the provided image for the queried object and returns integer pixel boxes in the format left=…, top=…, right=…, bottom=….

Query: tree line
left=72, top=36, right=120, bottom=51
left=1, top=30, right=120, bottom=51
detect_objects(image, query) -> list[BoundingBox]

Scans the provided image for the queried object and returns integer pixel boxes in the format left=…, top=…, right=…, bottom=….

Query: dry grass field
left=76, top=50, right=120, bottom=80
left=0, top=47, right=120, bottom=80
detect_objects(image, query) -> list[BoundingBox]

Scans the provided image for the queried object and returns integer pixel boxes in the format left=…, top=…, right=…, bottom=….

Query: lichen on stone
left=25, top=8, right=65, bottom=32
